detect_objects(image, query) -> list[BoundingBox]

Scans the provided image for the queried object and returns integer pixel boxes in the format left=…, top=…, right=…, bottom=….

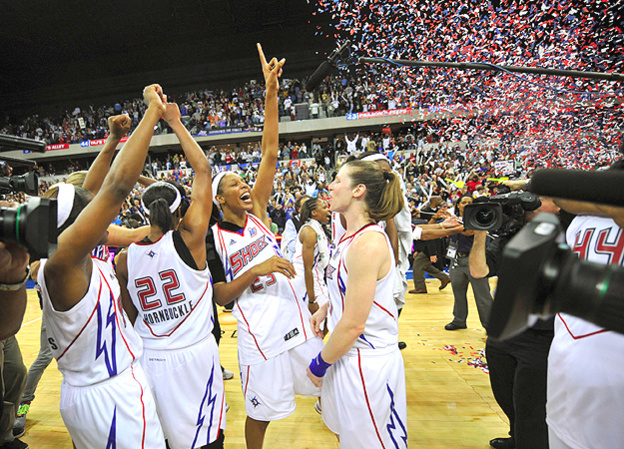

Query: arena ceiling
left=0, top=0, right=329, bottom=116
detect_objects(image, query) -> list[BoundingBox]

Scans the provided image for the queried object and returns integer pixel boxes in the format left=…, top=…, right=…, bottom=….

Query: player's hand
left=143, top=84, right=167, bottom=114
left=430, top=255, right=438, bottom=263
left=162, top=102, right=182, bottom=124
left=306, top=366, right=323, bottom=387
left=255, top=255, right=296, bottom=279
left=0, top=242, right=30, bottom=284
left=257, top=43, right=285, bottom=92
left=310, top=303, right=328, bottom=338
left=108, top=114, right=131, bottom=139
left=442, top=216, right=462, bottom=229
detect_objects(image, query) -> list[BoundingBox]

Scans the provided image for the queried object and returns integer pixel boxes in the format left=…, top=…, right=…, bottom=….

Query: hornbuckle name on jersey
left=229, top=235, right=270, bottom=276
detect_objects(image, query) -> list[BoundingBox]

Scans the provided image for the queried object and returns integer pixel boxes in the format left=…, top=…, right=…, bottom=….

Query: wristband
left=309, top=352, right=332, bottom=378
left=0, top=265, right=31, bottom=292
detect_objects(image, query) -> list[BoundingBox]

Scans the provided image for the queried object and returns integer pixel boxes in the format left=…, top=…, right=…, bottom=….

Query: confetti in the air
left=314, top=0, right=624, bottom=167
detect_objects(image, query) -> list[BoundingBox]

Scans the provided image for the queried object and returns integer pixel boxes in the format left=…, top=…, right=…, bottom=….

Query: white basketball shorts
left=141, top=336, right=226, bottom=449
left=321, top=346, right=408, bottom=449
left=60, top=362, right=165, bottom=449
left=240, top=336, right=324, bottom=421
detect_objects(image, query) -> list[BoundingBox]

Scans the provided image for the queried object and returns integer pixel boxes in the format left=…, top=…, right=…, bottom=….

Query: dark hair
left=294, top=194, right=311, bottom=214
left=43, top=185, right=92, bottom=235
left=142, top=182, right=180, bottom=232
left=167, top=181, right=189, bottom=217
left=344, top=160, right=404, bottom=222
left=455, top=193, right=473, bottom=217
left=300, top=198, right=323, bottom=223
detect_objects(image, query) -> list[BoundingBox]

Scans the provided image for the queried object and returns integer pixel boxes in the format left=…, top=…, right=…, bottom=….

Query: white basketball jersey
left=212, top=213, right=313, bottom=365
left=40, top=256, right=143, bottom=387
left=126, top=230, right=214, bottom=350
left=292, top=219, right=330, bottom=306
left=326, top=224, right=399, bottom=352
left=547, top=215, right=624, bottom=448
left=331, top=212, right=346, bottom=244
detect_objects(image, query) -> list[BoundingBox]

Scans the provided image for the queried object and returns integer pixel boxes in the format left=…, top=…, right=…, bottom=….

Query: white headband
left=362, top=154, right=390, bottom=163
left=211, top=171, right=230, bottom=204
left=141, top=182, right=182, bottom=216
left=55, top=183, right=76, bottom=229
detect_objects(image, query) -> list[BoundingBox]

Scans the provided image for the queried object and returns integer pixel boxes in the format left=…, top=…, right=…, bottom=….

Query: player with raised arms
left=116, top=99, right=225, bottom=449
left=307, top=160, right=408, bottom=449
left=208, top=44, right=323, bottom=449
left=37, top=85, right=167, bottom=448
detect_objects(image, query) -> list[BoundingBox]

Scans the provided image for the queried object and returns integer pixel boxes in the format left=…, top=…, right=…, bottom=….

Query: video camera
left=488, top=213, right=624, bottom=340
left=463, top=188, right=542, bottom=236
left=0, top=172, right=39, bottom=196
left=0, top=171, right=57, bottom=259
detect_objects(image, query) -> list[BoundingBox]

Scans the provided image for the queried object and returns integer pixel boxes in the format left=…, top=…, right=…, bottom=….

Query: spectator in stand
left=269, top=202, right=287, bottom=233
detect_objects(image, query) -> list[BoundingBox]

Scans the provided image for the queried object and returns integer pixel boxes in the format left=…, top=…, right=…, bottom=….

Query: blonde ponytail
left=344, top=161, right=404, bottom=222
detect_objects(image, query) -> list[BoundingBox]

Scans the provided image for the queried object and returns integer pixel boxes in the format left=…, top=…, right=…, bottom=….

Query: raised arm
left=163, top=102, right=212, bottom=267
left=251, top=43, right=286, bottom=225
left=82, top=114, right=132, bottom=195
left=554, top=199, right=624, bottom=228
left=45, top=85, right=166, bottom=311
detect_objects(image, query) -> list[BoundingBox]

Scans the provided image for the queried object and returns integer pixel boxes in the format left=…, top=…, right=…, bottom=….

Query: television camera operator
left=466, top=190, right=560, bottom=449
left=502, top=154, right=624, bottom=449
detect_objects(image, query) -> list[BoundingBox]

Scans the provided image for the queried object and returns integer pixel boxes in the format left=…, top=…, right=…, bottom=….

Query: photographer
left=445, top=194, right=494, bottom=331
left=469, top=197, right=559, bottom=449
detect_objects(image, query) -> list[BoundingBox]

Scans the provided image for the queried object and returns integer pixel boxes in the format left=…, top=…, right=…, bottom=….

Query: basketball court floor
left=14, top=276, right=506, bottom=448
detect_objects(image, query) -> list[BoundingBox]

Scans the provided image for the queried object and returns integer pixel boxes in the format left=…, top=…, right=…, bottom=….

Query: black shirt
left=485, top=234, right=554, bottom=331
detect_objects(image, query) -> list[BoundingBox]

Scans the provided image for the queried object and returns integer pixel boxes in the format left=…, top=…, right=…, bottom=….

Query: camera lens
left=476, top=208, right=495, bottom=226
left=0, top=206, right=21, bottom=243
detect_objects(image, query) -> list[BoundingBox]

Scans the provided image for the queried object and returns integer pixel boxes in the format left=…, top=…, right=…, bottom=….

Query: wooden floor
left=15, top=277, right=507, bottom=448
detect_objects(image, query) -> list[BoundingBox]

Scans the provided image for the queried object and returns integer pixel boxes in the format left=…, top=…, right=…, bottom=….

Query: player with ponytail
left=307, top=159, right=408, bottom=449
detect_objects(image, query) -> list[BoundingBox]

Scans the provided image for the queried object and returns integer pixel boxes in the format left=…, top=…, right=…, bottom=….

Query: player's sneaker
left=222, top=367, right=234, bottom=380
left=12, top=401, right=30, bottom=438
left=314, top=399, right=322, bottom=415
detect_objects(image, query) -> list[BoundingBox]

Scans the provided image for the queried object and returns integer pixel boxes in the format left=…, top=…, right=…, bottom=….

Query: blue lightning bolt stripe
left=95, top=291, right=118, bottom=377
left=338, top=273, right=347, bottom=296
left=386, top=384, right=408, bottom=448
left=106, top=406, right=117, bottom=449
left=359, top=334, right=375, bottom=349
left=191, top=364, right=219, bottom=447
